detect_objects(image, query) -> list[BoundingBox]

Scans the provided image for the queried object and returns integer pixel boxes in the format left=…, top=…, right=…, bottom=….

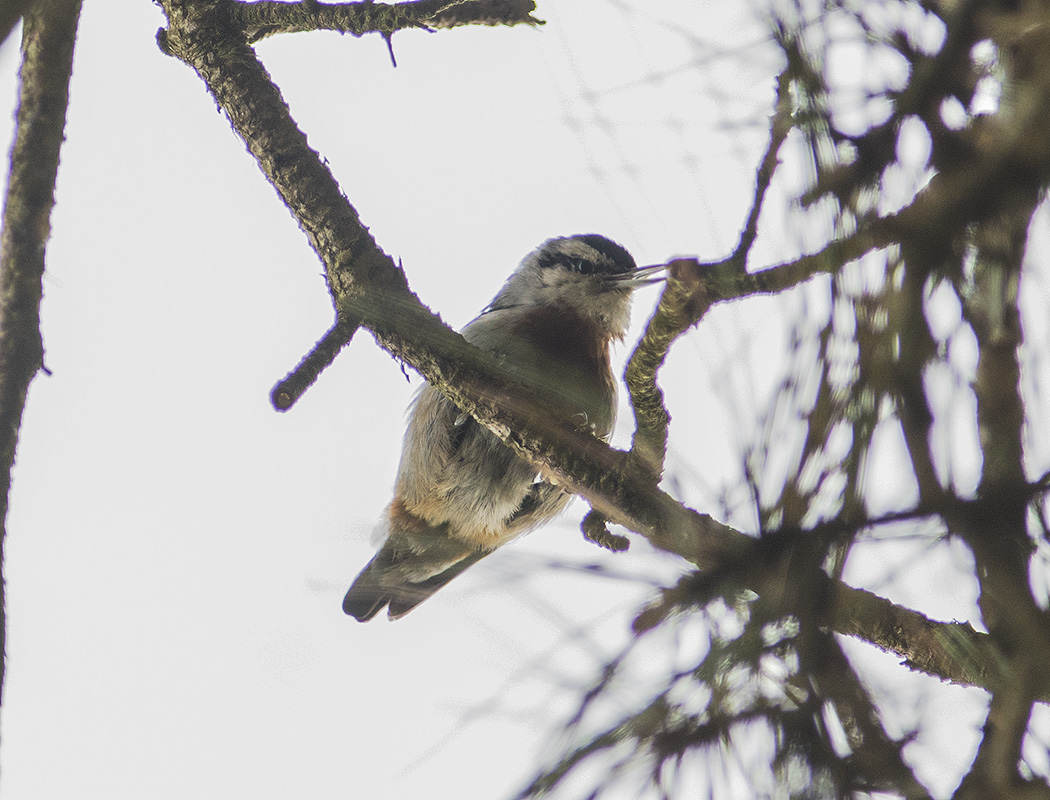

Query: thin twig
left=271, top=316, right=360, bottom=411
left=730, top=68, right=794, bottom=267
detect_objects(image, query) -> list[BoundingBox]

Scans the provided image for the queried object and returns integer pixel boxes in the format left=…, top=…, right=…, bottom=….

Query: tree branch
left=0, top=0, right=39, bottom=47
left=233, top=0, right=540, bottom=44
left=0, top=0, right=83, bottom=706
left=730, top=67, right=794, bottom=267
left=621, top=67, right=794, bottom=484
left=271, top=315, right=359, bottom=410
left=954, top=185, right=1050, bottom=798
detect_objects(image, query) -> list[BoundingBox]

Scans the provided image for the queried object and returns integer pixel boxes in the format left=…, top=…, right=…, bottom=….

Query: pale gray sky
left=0, top=1, right=1035, bottom=797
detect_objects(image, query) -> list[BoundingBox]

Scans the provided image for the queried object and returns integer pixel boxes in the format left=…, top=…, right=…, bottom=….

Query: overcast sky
left=0, top=1, right=1040, bottom=797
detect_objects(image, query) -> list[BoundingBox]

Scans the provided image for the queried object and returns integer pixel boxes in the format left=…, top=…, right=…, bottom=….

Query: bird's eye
left=569, top=259, right=587, bottom=273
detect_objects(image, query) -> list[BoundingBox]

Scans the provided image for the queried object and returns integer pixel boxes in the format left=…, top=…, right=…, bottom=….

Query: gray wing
left=342, top=481, right=570, bottom=621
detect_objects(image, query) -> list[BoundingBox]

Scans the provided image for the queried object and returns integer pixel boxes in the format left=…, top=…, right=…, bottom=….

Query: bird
left=342, top=234, right=664, bottom=621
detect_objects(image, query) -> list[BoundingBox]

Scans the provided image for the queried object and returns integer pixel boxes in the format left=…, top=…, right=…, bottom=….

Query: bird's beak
left=606, top=263, right=667, bottom=288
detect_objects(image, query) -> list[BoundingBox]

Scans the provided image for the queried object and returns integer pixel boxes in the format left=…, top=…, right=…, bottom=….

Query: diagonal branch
left=730, top=67, right=794, bottom=267
left=158, top=0, right=397, bottom=400
left=809, top=627, right=933, bottom=797
left=271, top=315, right=360, bottom=410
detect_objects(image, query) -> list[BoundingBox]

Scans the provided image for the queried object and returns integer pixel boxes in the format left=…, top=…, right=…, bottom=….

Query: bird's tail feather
left=342, top=537, right=492, bottom=621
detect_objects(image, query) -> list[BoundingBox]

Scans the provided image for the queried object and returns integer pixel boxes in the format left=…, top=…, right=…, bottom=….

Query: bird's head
left=485, top=234, right=664, bottom=340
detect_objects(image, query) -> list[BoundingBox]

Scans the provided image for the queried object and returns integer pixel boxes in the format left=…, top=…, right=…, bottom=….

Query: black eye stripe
left=544, top=257, right=597, bottom=275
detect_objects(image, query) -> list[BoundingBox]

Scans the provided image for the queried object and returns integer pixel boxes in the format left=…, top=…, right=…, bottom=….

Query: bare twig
left=581, top=509, right=629, bottom=552
left=271, top=316, right=359, bottom=411
left=730, top=68, right=794, bottom=267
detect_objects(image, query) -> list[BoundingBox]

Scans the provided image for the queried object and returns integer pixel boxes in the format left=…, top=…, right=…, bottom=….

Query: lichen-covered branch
left=623, top=259, right=709, bottom=480
left=234, top=0, right=540, bottom=44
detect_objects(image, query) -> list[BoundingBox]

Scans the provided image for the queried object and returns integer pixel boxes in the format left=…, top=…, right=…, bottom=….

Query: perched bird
left=343, top=234, right=664, bottom=621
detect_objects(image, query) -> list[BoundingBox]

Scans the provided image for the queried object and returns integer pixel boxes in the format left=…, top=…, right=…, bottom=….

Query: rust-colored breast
left=506, top=304, right=617, bottom=437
